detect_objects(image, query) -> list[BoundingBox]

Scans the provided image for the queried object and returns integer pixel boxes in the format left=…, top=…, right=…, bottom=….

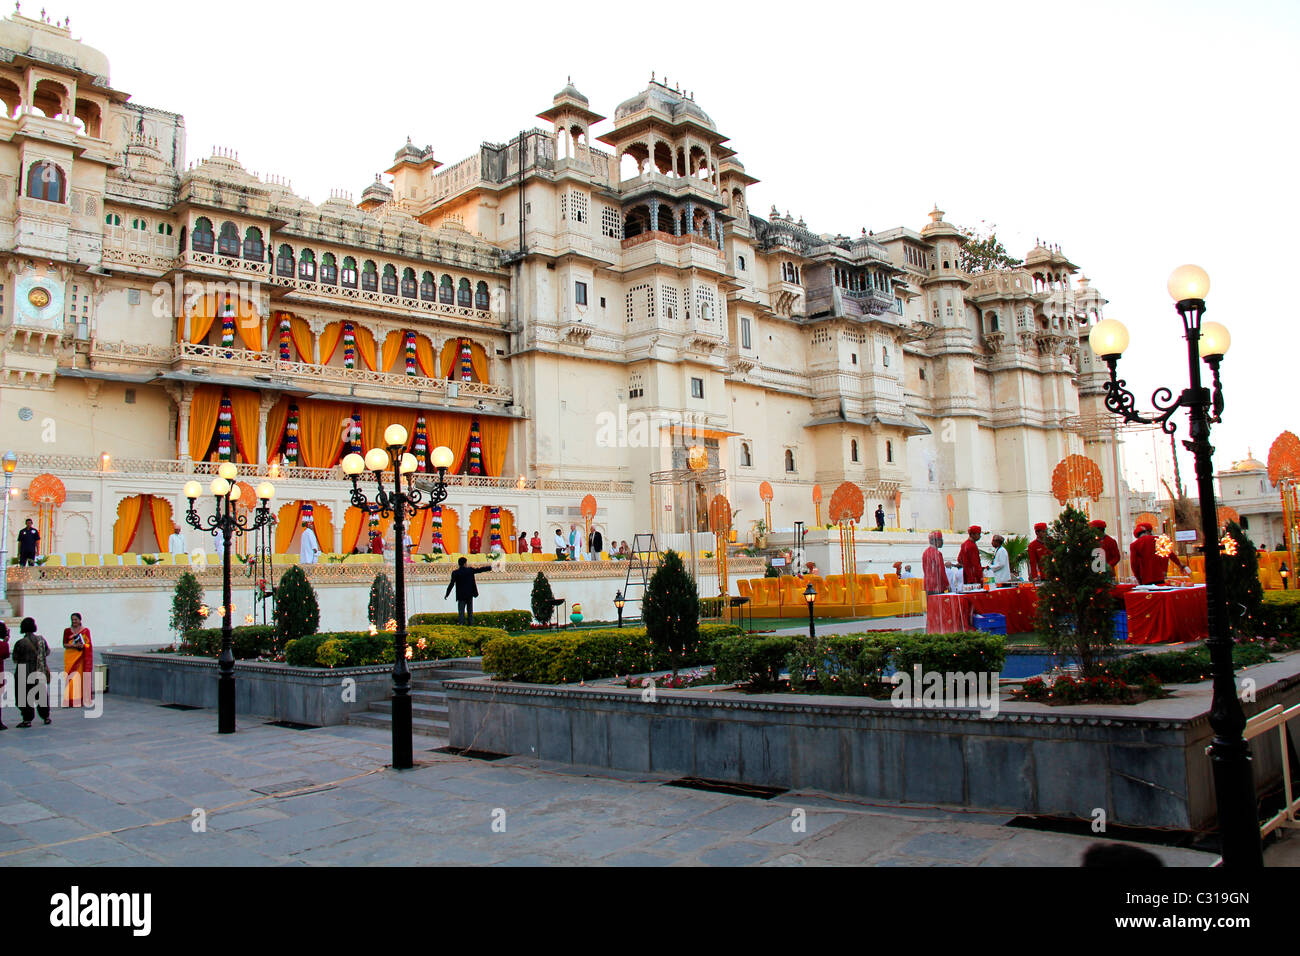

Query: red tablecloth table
left=1122, top=585, right=1209, bottom=644
left=926, top=586, right=1038, bottom=633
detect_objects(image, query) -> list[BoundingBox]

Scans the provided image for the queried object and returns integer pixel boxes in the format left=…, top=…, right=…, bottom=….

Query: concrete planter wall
left=101, top=651, right=471, bottom=726
left=444, top=664, right=1300, bottom=829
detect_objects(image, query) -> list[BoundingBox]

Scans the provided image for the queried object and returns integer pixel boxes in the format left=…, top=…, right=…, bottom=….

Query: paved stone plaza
left=4, top=694, right=1294, bottom=867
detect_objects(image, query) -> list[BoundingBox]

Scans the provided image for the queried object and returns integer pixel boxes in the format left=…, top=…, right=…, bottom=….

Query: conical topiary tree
left=1036, top=505, right=1118, bottom=675
left=274, top=564, right=320, bottom=643
left=643, top=549, right=699, bottom=678
left=1221, top=521, right=1263, bottom=638
left=368, top=572, right=395, bottom=626
left=169, top=570, right=205, bottom=640
left=531, top=571, right=555, bottom=626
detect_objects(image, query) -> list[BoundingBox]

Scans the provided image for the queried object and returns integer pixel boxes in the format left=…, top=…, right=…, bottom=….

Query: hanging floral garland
left=368, top=505, right=380, bottom=546
left=405, top=330, right=417, bottom=376
left=430, top=505, right=444, bottom=553
left=343, top=321, right=356, bottom=370
left=348, top=411, right=363, bottom=457
left=279, top=314, right=291, bottom=361
left=220, top=300, right=236, bottom=350
left=217, top=395, right=234, bottom=461
left=413, top=414, right=429, bottom=473
left=459, top=338, right=473, bottom=382
left=285, top=403, right=300, bottom=465
left=489, top=505, right=502, bottom=550
left=467, top=418, right=483, bottom=476
left=301, top=502, right=314, bottom=527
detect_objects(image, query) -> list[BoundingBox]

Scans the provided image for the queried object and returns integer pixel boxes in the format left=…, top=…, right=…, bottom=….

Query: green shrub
left=644, top=549, right=699, bottom=677
left=1102, top=642, right=1274, bottom=685
left=713, top=635, right=797, bottom=691
left=531, top=572, right=555, bottom=626
left=368, top=572, right=395, bottom=627
left=1036, top=505, right=1118, bottom=674
left=280, top=624, right=507, bottom=667
left=481, top=623, right=740, bottom=683
left=408, top=610, right=533, bottom=632
left=274, top=565, right=319, bottom=643
left=1260, top=591, right=1300, bottom=646
left=181, top=624, right=277, bottom=660
left=788, top=634, right=890, bottom=695
left=879, top=631, right=1007, bottom=676
left=1222, top=522, right=1264, bottom=638
left=315, top=638, right=348, bottom=668
left=170, top=571, right=205, bottom=639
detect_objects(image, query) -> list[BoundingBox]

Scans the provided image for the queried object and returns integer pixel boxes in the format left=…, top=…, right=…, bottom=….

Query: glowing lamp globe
left=217, top=461, right=238, bottom=481
left=209, top=477, right=231, bottom=497
left=1168, top=264, right=1210, bottom=303
left=2, top=450, right=16, bottom=475
left=399, top=453, right=417, bottom=474
left=183, top=480, right=202, bottom=500
left=256, top=481, right=275, bottom=502
left=1088, top=318, right=1130, bottom=358
left=384, top=423, right=409, bottom=448
left=431, top=445, right=455, bottom=470
left=341, top=453, right=366, bottom=476
left=228, top=483, right=242, bottom=502
left=364, top=448, right=390, bottom=473
left=1198, top=321, right=1231, bottom=358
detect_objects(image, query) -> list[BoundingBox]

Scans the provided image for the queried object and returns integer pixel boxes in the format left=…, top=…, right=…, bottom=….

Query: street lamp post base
left=391, top=694, right=413, bottom=770
left=218, top=674, right=236, bottom=734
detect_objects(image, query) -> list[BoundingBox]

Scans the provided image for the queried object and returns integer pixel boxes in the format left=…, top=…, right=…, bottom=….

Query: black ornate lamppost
left=183, top=464, right=275, bottom=734
left=1088, top=263, right=1261, bottom=867
left=614, top=590, right=625, bottom=628
left=342, top=426, right=454, bottom=770
left=803, top=582, right=816, bottom=639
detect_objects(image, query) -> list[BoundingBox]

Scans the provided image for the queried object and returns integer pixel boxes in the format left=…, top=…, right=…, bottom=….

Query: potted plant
left=754, top=519, right=768, bottom=550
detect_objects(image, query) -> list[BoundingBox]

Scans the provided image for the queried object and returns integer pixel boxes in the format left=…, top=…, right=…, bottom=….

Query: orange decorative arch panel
left=1051, top=454, right=1104, bottom=505
left=1268, top=431, right=1300, bottom=485
left=27, top=473, right=65, bottom=506
left=580, top=494, right=598, bottom=520
left=828, top=481, right=864, bottom=524
left=758, top=481, right=774, bottom=502
left=709, top=494, right=732, bottom=532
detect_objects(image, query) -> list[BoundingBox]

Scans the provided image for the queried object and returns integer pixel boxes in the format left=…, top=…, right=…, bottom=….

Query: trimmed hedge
left=714, top=635, right=798, bottom=692
left=409, top=610, right=533, bottom=632
left=181, top=625, right=278, bottom=660
left=1101, top=641, right=1275, bottom=685
left=1260, top=591, right=1300, bottom=646
left=787, top=634, right=890, bottom=695
left=482, top=624, right=743, bottom=684
left=283, top=624, right=509, bottom=668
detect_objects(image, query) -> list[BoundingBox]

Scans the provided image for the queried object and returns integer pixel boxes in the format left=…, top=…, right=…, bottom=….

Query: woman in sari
left=62, top=612, right=93, bottom=707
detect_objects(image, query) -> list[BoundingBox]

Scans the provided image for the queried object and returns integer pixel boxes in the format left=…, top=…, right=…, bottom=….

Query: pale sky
left=49, top=0, right=1300, bottom=494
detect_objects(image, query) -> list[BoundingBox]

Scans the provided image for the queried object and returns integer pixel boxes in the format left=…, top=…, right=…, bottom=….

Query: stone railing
left=278, top=275, right=498, bottom=325
left=621, top=230, right=722, bottom=253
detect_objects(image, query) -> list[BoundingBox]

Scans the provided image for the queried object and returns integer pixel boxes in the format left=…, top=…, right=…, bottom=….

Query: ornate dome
left=614, top=81, right=715, bottom=129
left=0, top=14, right=111, bottom=83
left=554, top=81, right=588, bottom=105
left=1231, top=452, right=1265, bottom=472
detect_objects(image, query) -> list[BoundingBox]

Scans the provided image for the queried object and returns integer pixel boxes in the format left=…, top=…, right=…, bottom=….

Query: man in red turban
left=1130, top=523, right=1159, bottom=584
left=1027, top=522, right=1050, bottom=581
left=958, top=525, right=984, bottom=586
left=922, top=530, right=950, bottom=595
left=1091, top=519, right=1122, bottom=577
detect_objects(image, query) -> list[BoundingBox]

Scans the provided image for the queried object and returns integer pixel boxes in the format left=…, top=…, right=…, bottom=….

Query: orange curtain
left=265, top=397, right=290, bottom=461
left=354, top=324, right=377, bottom=371
left=320, top=322, right=344, bottom=364
left=289, top=313, right=313, bottom=363
left=113, top=495, right=144, bottom=553
left=298, top=399, right=348, bottom=468
left=428, top=412, right=473, bottom=473
left=360, top=406, right=418, bottom=457
left=381, top=330, right=405, bottom=374
left=342, top=506, right=366, bottom=554
left=435, top=508, right=461, bottom=553
left=478, top=418, right=510, bottom=478
left=149, top=496, right=173, bottom=554
left=188, top=385, right=224, bottom=460
left=343, top=506, right=393, bottom=553
left=470, top=342, right=489, bottom=384
left=312, top=504, right=335, bottom=556
left=275, top=502, right=303, bottom=553
left=228, top=388, right=262, bottom=464
left=415, top=334, right=436, bottom=377
left=408, top=508, right=430, bottom=554
left=184, top=295, right=261, bottom=349
left=440, top=339, right=459, bottom=378
left=499, top=508, right=516, bottom=552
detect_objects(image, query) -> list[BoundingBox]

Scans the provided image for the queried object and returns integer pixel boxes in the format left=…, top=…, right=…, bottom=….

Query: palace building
left=0, top=12, right=1125, bottom=561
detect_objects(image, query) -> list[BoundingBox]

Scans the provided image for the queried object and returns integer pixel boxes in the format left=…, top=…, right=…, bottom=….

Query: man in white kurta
left=299, top=522, right=322, bottom=565
left=167, top=524, right=187, bottom=554
left=990, top=534, right=1012, bottom=584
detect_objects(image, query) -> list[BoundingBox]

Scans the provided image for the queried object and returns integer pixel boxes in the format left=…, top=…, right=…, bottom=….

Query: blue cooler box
left=972, top=612, right=1007, bottom=635
left=1112, top=610, right=1129, bottom=642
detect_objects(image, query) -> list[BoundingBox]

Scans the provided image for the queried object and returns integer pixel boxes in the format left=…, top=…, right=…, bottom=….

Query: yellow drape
left=428, top=412, right=473, bottom=473
left=298, top=399, right=349, bottom=468
left=440, top=339, right=459, bottom=378
left=113, top=495, right=144, bottom=554
left=182, top=294, right=261, bottom=349
left=478, top=418, right=510, bottom=478
left=149, top=496, right=173, bottom=554
left=415, top=334, right=436, bottom=377
left=289, top=313, right=313, bottom=363
left=381, top=330, right=405, bottom=374
left=320, top=322, right=343, bottom=364
left=354, top=324, right=377, bottom=371
left=498, top=508, right=516, bottom=552
left=428, top=507, right=460, bottom=553
left=342, top=505, right=366, bottom=554
left=188, top=385, right=224, bottom=461
left=408, top=508, right=430, bottom=553
left=265, top=397, right=290, bottom=462
left=360, top=407, right=418, bottom=457
left=228, top=388, right=262, bottom=464
left=469, top=342, right=488, bottom=384
left=343, top=506, right=393, bottom=553
left=275, top=502, right=302, bottom=553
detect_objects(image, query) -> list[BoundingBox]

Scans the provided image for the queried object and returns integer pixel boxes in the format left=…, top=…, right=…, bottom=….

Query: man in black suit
left=444, top=556, right=493, bottom=625
left=588, top=527, right=603, bottom=560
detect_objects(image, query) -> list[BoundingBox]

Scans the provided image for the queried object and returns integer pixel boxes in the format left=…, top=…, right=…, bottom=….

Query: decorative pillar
left=257, top=391, right=278, bottom=466
left=648, top=197, right=660, bottom=235
left=333, top=510, right=343, bottom=555
left=684, top=201, right=695, bottom=235
left=708, top=212, right=718, bottom=244
left=672, top=205, right=681, bottom=237
left=311, top=319, right=321, bottom=365
left=176, top=383, right=194, bottom=462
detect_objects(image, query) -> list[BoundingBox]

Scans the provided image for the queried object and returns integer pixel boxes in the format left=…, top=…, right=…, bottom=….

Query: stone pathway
left=0, top=695, right=1285, bottom=866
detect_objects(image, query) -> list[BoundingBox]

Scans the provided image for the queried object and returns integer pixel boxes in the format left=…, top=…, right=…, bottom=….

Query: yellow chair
left=155, top=553, right=174, bottom=565
left=64, top=553, right=83, bottom=567
left=173, top=553, right=191, bottom=566
left=600, top=552, right=610, bottom=560
left=343, top=554, right=364, bottom=565
left=120, top=553, right=139, bottom=566
left=83, top=554, right=103, bottom=566
left=43, top=554, right=63, bottom=567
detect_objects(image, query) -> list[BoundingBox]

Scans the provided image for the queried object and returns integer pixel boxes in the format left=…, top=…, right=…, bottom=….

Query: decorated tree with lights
left=1220, top=521, right=1263, bottom=637
left=643, top=549, right=699, bottom=679
left=531, top=571, right=555, bottom=627
left=274, top=564, right=320, bottom=643
left=169, top=570, right=205, bottom=639
left=368, top=572, right=396, bottom=627
left=1036, top=505, right=1118, bottom=675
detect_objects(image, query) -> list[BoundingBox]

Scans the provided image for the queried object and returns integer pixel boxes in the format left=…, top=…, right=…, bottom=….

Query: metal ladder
left=622, top=533, right=661, bottom=616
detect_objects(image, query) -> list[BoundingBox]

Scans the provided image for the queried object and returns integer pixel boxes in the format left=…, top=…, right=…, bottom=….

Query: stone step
left=346, top=711, right=448, bottom=735
left=368, top=699, right=449, bottom=718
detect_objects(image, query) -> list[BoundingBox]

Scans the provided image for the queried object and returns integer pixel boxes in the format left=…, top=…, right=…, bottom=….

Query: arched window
left=851, top=439, right=859, bottom=462
left=381, top=264, right=398, bottom=295
left=420, top=271, right=436, bottom=301
left=886, top=440, right=894, bottom=463
left=784, top=449, right=795, bottom=473
left=320, top=252, right=337, bottom=285
left=438, top=274, right=454, bottom=304
left=104, top=213, right=121, bottom=227
left=400, top=267, right=417, bottom=299
left=737, top=254, right=746, bottom=271
left=242, top=227, right=263, bottom=261
left=882, top=347, right=890, bottom=367
left=475, top=281, right=490, bottom=310
left=740, top=442, right=752, bottom=467
left=157, top=222, right=174, bottom=236
left=341, top=256, right=358, bottom=289
left=131, top=217, right=148, bottom=231
left=276, top=244, right=295, bottom=278
left=457, top=278, right=472, bottom=307
left=192, top=217, right=214, bottom=253
left=361, top=260, right=378, bottom=292
left=298, top=249, right=316, bottom=281
left=25, top=161, right=65, bottom=203
left=217, top=221, right=240, bottom=256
